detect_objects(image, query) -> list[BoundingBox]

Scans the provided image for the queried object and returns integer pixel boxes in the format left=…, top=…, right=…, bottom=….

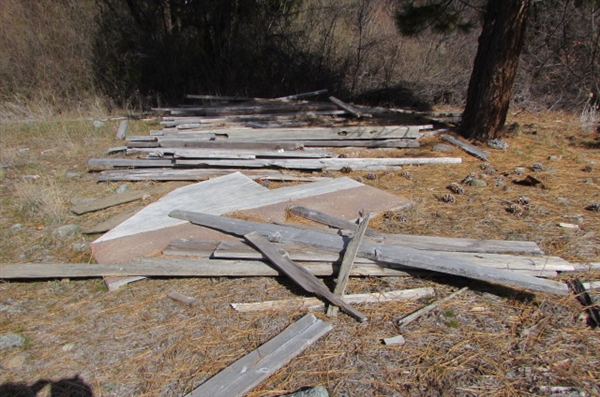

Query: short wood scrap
left=168, top=291, right=199, bottom=306
left=183, top=313, right=332, bottom=397
left=397, top=287, right=469, bottom=327
left=442, top=134, right=489, bottom=161
left=329, top=96, right=370, bottom=118
left=231, top=287, right=434, bottom=313
left=116, top=119, right=129, bottom=140
left=244, top=232, right=367, bottom=322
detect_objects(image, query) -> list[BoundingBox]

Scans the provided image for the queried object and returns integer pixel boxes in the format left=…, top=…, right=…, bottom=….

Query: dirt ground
left=0, top=110, right=599, bottom=396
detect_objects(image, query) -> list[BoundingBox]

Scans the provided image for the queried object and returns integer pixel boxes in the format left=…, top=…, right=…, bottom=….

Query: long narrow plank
left=289, top=205, right=543, bottom=255
left=126, top=148, right=334, bottom=159
left=82, top=206, right=143, bottom=234
left=169, top=211, right=569, bottom=296
left=177, top=125, right=426, bottom=140
left=0, top=259, right=414, bottom=279
left=157, top=139, right=303, bottom=151
left=173, top=157, right=461, bottom=170
left=232, top=287, right=434, bottom=312
left=301, top=139, right=420, bottom=148
left=442, top=135, right=489, bottom=161
left=184, top=314, right=332, bottom=397
left=71, top=183, right=179, bottom=215
left=328, top=213, right=373, bottom=317
left=244, top=232, right=367, bottom=322
left=88, top=158, right=175, bottom=168
left=96, top=169, right=298, bottom=182
left=208, top=241, right=569, bottom=276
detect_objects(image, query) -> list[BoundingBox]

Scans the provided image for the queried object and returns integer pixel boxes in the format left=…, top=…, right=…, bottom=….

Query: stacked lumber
left=89, top=91, right=462, bottom=181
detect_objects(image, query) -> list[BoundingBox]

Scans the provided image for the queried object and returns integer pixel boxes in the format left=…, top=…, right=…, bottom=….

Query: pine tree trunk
left=460, top=0, right=530, bottom=141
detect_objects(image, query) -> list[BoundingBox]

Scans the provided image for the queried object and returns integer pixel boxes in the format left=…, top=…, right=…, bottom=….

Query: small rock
left=447, top=182, right=464, bottom=194
left=1, top=353, right=27, bottom=369
left=115, top=184, right=129, bottom=194
left=66, top=172, right=81, bottom=178
left=52, top=224, right=80, bottom=238
left=469, top=179, right=487, bottom=188
left=400, top=171, right=413, bottom=180
left=583, top=179, right=593, bottom=184
left=364, top=173, right=377, bottom=180
left=585, top=203, right=600, bottom=212
left=62, top=343, right=75, bottom=352
left=546, top=167, right=556, bottom=173
left=383, top=335, right=406, bottom=346
left=0, top=334, right=26, bottom=350
left=495, top=180, right=504, bottom=187
left=70, top=242, right=89, bottom=252
left=548, top=155, right=561, bottom=161
left=487, top=139, right=509, bottom=150
left=10, top=224, right=23, bottom=232
left=532, top=162, right=545, bottom=171
left=340, top=166, right=352, bottom=173
left=582, top=165, right=594, bottom=172
left=280, top=386, right=329, bottom=397
left=441, top=194, right=456, bottom=203
left=514, top=167, right=526, bottom=175
left=433, top=143, right=453, bottom=152
left=93, top=120, right=105, bottom=128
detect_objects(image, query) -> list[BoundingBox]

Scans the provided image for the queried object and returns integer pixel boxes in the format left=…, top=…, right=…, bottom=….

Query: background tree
left=396, top=0, right=530, bottom=142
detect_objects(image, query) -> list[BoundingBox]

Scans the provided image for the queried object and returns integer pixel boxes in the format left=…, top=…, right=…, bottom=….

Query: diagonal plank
left=169, top=211, right=569, bottom=296
left=184, top=313, right=332, bottom=397
left=327, top=213, right=373, bottom=317
left=244, top=232, right=368, bottom=322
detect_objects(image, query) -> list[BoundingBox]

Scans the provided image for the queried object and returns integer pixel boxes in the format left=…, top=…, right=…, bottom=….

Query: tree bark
left=460, top=0, right=530, bottom=141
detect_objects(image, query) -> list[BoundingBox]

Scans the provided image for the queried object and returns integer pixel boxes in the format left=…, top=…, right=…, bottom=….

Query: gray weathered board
left=169, top=211, right=570, bottom=296
left=171, top=239, right=571, bottom=277
left=158, top=125, right=426, bottom=140
left=125, top=147, right=335, bottom=159
left=96, top=169, right=325, bottom=182
left=231, top=287, right=434, bottom=313
left=183, top=314, right=332, bottom=397
left=289, top=205, right=544, bottom=255
left=0, top=258, right=416, bottom=279
left=90, top=157, right=461, bottom=171
left=442, top=134, right=490, bottom=161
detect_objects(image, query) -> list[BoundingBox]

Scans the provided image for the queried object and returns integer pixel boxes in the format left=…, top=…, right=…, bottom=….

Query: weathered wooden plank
left=173, top=157, right=461, bottom=171
left=0, top=259, right=414, bottom=279
left=203, top=239, right=571, bottom=274
left=126, top=148, right=334, bottom=159
left=82, top=206, right=143, bottom=234
left=194, top=125, right=426, bottom=140
left=88, top=158, right=175, bottom=168
left=183, top=314, right=332, bottom=397
left=328, top=213, right=372, bottom=317
left=244, top=232, right=368, bottom=322
left=71, top=183, right=178, bottom=215
left=301, top=139, right=420, bottom=148
left=160, top=110, right=347, bottom=126
left=169, top=212, right=569, bottom=296
left=329, top=96, right=368, bottom=118
left=397, top=287, right=469, bottom=327
left=96, top=169, right=298, bottom=182
left=154, top=103, right=340, bottom=116
left=231, top=287, right=434, bottom=312
left=289, top=205, right=544, bottom=255
left=442, top=134, right=489, bottom=161
left=162, top=239, right=220, bottom=257
left=275, top=89, right=328, bottom=101
left=185, top=94, right=262, bottom=101
left=157, top=139, right=303, bottom=151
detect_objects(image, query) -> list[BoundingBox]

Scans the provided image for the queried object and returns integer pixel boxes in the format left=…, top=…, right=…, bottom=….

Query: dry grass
left=0, top=110, right=599, bottom=396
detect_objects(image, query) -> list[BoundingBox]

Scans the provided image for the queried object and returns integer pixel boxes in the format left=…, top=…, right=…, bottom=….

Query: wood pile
left=89, top=91, right=463, bottom=182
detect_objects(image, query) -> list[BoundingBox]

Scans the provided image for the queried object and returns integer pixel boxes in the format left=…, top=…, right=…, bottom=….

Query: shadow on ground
left=0, top=375, right=93, bottom=397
